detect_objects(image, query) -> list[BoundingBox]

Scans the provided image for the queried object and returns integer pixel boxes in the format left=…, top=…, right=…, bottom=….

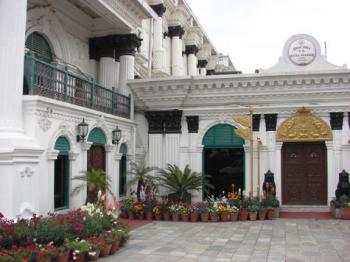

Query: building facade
left=0, top=0, right=349, bottom=218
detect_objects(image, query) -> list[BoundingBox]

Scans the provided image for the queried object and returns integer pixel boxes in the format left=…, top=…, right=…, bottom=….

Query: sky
left=186, top=0, right=350, bottom=73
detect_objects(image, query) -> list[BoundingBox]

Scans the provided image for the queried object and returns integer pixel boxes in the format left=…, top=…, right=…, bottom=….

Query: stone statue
left=335, top=170, right=350, bottom=200
left=262, top=170, right=276, bottom=197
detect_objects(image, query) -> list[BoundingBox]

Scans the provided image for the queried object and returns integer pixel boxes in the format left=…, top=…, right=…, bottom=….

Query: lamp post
left=77, top=118, right=89, bottom=142
left=112, top=125, right=122, bottom=145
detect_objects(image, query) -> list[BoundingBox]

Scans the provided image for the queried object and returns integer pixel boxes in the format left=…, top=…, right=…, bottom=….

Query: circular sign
left=288, top=39, right=316, bottom=65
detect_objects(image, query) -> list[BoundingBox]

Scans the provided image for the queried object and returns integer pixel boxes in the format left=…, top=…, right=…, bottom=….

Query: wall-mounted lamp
left=112, top=125, right=122, bottom=145
left=77, top=118, right=89, bottom=142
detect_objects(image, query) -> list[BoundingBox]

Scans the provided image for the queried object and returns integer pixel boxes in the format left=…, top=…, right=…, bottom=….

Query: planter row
left=126, top=210, right=276, bottom=222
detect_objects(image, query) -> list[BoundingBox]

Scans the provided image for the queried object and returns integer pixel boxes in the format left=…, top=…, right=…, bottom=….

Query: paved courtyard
left=104, top=219, right=350, bottom=262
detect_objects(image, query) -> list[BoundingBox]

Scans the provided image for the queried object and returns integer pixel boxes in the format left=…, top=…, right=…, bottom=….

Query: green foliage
left=158, top=164, right=214, bottom=203
left=340, top=194, right=350, bottom=208
left=71, top=169, right=112, bottom=203
left=81, top=215, right=104, bottom=238
left=64, top=238, right=91, bottom=252
left=33, top=219, right=69, bottom=246
left=13, top=221, right=35, bottom=246
left=128, top=161, right=158, bottom=202
left=247, top=205, right=260, bottom=213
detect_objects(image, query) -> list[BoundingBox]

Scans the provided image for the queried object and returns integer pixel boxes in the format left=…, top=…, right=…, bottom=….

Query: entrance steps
left=280, top=205, right=330, bottom=212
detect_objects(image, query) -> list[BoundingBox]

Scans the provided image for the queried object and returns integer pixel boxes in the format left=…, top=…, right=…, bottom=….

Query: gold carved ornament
left=276, top=107, right=333, bottom=142
left=232, top=108, right=253, bottom=140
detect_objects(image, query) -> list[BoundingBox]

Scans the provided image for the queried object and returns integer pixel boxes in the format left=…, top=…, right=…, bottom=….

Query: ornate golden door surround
left=276, top=107, right=333, bottom=142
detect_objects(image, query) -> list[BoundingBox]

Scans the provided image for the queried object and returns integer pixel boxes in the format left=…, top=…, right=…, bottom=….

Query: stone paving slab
left=101, top=219, right=350, bottom=262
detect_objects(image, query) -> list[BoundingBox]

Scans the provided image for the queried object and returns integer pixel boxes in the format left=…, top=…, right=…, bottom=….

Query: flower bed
left=0, top=194, right=129, bottom=261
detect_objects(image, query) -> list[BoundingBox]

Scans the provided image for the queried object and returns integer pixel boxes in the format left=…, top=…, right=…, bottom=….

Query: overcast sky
left=186, top=0, right=350, bottom=73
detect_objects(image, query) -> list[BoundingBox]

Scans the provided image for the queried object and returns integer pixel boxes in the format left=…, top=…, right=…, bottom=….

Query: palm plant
left=71, top=169, right=112, bottom=204
left=158, top=164, right=213, bottom=204
left=128, top=161, right=158, bottom=202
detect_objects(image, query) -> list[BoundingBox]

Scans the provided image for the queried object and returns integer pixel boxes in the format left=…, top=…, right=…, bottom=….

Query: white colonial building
left=0, top=0, right=349, bottom=218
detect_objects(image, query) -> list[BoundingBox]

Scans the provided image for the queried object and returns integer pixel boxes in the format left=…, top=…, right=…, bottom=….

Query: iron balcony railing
left=24, top=52, right=130, bottom=119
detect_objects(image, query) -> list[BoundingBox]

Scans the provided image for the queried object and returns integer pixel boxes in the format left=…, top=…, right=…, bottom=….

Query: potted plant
left=64, top=238, right=91, bottom=262
left=169, top=203, right=182, bottom=221
left=239, top=196, right=249, bottom=221
left=158, top=164, right=213, bottom=204
left=109, top=229, right=123, bottom=255
left=258, top=206, right=267, bottom=220
left=196, top=202, right=209, bottom=222
left=189, top=203, right=200, bottom=222
left=100, top=231, right=114, bottom=257
left=153, top=206, right=162, bottom=220
left=340, top=195, right=350, bottom=219
left=209, top=206, right=219, bottom=222
left=218, top=205, right=229, bottom=222
left=123, top=196, right=135, bottom=219
left=160, top=202, right=170, bottom=221
left=133, top=202, right=145, bottom=220
left=247, top=205, right=259, bottom=221
left=56, top=246, right=70, bottom=262
left=35, top=244, right=60, bottom=262
left=229, top=206, right=239, bottom=221
left=86, top=236, right=105, bottom=260
left=180, top=206, right=189, bottom=221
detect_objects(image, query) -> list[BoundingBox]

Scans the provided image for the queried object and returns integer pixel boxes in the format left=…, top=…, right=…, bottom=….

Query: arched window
left=25, top=32, right=53, bottom=63
left=119, top=144, right=128, bottom=197
left=54, top=136, right=70, bottom=210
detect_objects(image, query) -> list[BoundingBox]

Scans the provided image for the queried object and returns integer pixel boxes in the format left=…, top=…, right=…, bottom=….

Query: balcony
left=23, top=52, right=130, bottom=119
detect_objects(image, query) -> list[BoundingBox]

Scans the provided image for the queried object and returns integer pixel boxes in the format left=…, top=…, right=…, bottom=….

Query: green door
left=119, top=144, right=127, bottom=197
left=202, top=124, right=245, bottom=197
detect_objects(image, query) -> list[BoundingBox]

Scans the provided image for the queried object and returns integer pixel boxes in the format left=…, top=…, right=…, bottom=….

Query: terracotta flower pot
left=110, top=240, right=121, bottom=255
left=209, top=213, right=219, bottom=222
left=146, top=211, right=153, bottom=221
left=36, top=257, right=51, bottom=262
left=172, top=213, right=180, bottom=221
left=230, top=212, right=238, bottom=222
left=100, top=244, right=112, bottom=257
left=249, top=212, right=257, bottom=221
left=127, top=211, right=135, bottom=220
left=220, top=213, right=229, bottom=222
left=181, top=213, right=189, bottom=222
left=341, top=208, right=350, bottom=219
left=267, top=210, right=274, bottom=220
left=137, top=213, right=145, bottom=220
left=200, top=213, right=209, bottom=222
left=239, top=210, right=248, bottom=221
left=56, top=250, right=69, bottom=262
left=163, top=212, right=170, bottom=221
left=190, top=213, right=199, bottom=222
left=258, top=211, right=266, bottom=220
left=155, top=213, right=162, bottom=220
left=87, top=250, right=100, bottom=261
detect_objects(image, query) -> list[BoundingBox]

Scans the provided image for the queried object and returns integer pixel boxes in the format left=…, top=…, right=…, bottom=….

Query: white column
left=0, top=0, right=27, bottom=133
left=165, top=134, right=180, bottom=166
left=199, top=68, right=206, bottom=76
left=149, top=134, right=164, bottom=168
left=243, top=144, right=251, bottom=194
left=114, top=153, right=122, bottom=196
left=171, top=36, right=183, bottom=76
left=114, top=60, right=120, bottom=92
left=164, top=36, right=171, bottom=75
left=274, top=143, right=283, bottom=204
left=47, top=151, right=59, bottom=212
left=182, top=52, right=188, bottom=76
left=98, top=57, right=115, bottom=89
left=326, top=141, right=336, bottom=205
left=188, top=53, right=197, bottom=76
left=119, top=55, right=134, bottom=95
left=152, top=17, right=164, bottom=72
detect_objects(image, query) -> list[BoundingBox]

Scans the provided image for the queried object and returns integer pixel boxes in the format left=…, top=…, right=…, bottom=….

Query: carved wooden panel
left=282, top=142, right=327, bottom=205
left=87, top=145, right=106, bottom=172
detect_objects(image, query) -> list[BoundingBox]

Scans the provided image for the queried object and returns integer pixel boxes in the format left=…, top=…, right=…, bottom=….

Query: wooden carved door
left=87, top=145, right=106, bottom=172
left=282, top=142, right=327, bottom=205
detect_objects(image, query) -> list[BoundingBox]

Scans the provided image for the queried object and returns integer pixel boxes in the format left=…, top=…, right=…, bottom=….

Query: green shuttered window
left=88, top=128, right=107, bottom=145
left=54, top=136, right=70, bottom=155
left=25, top=32, right=53, bottom=62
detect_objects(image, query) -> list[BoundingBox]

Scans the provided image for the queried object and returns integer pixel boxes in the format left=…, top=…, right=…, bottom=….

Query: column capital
left=104, top=144, right=115, bottom=152
left=330, top=112, right=344, bottom=130
left=197, top=60, right=208, bottom=69
left=168, top=26, right=185, bottom=39
left=81, top=141, right=92, bottom=151
left=150, top=4, right=166, bottom=17
left=185, top=45, right=198, bottom=55
left=253, top=114, right=261, bottom=131
left=186, top=116, right=199, bottom=133
left=69, top=151, right=79, bottom=161
left=116, top=34, right=142, bottom=57
left=264, top=114, right=278, bottom=131
left=145, top=110, right=182, bottom=134
left=47, top=150, right=59, bottom=160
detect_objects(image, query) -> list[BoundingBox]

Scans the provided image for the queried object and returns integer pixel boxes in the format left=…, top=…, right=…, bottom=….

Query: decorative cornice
left=253, top=114, right=261, bottom=131
left=186, top=116, right=199, bottom=133
left=330, top=112, right=344, bottom=130
left=145, top=110, right=182, bottom=133
left=150, top=4, right=166, bottom=17
left=264, top=114, right=277, bottom=131
left=184, top=26, right=203, bottom=48
left=168, top=25, right=185, bottom=39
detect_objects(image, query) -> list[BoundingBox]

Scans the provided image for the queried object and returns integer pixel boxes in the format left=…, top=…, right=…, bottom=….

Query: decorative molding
left=330, top=112, right=344, bottom=130
left=276, top=107, right=333, bottom=142
left=19, top=167, right=34, bottom=178
left=115, top=153, right=123, bottom=161
left=253, top=114, right=261, bottom=131
left=168, top=25, right=184, bottom=38
left=184, top=26, right=203, bottom=47
left=37, top=107, right=53, bottom=132
left=69, top=151, right=79, bottom=161
left=145, top=110, right=182, bottom=133
left=47, top=150, right=59, bottom=160
left=197, top=60, right=208, bottom=69
left=264, top=114, right=278, bottom=131
left=81, top=141, right=92, bottom=151
left=185, top=44, right=198, bottom=55
left=150, top=4, right=166, bottom=17
left=104, top=144, right=115, bottom=153
left=186, top=116, right=199, bottom=133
